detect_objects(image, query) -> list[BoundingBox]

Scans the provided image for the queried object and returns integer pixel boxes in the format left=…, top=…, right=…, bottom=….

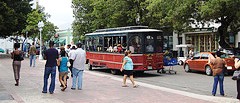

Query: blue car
left=0, top=48, right=4, bottom=53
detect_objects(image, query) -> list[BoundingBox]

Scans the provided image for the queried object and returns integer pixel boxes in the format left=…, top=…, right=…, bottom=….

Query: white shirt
left=72, top=48, right=86, bottom=70
left=68, top=49, right=76, bottom=60
left=65, top=48, right=70, bottom=54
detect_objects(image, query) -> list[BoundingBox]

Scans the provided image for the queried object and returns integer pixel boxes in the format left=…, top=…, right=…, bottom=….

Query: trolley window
left=129, top=35, right=142, bottom=53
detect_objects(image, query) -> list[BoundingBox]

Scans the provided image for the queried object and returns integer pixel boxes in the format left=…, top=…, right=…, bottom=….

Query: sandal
left=122, top=85, right=129, bottom=87
left=61, top=86, right=67, bottom=91
left=133, top=85, right=139, bottom=88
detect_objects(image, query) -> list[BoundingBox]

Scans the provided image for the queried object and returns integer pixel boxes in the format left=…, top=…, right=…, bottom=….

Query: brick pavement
left=0, top=57, right=238, bottom=103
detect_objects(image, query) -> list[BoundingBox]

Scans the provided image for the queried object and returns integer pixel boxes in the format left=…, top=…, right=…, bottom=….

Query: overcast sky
left=36, top=0, right=74, bottom=30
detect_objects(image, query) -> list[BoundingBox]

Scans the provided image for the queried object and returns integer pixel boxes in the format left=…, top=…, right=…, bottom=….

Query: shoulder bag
left=232, top=70, right=240, bottom=80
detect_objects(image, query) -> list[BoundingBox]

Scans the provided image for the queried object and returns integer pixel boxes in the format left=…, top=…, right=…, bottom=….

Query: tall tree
left=23, top=6, right=57, bottom=43
left=72, top=0, right=147, bottom=42
left=199, top=0, right=240, bottom=48
left=0, top=0, right=32, bottom=38
left=146, top=0, right=240, bottom=48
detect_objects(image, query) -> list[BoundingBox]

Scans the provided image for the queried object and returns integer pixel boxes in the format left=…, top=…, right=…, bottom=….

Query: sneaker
left=133, top=85, right=139, bottom=88
left=42, top=91, right=47, bottom=93
left=71, top=88, right=76, bottom=90
left=122, top=85, right=128, bottom=87
left=49, top=92, right=54, bottom=94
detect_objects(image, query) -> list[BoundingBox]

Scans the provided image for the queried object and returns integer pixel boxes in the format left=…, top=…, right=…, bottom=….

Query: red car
left=184, top=52, right=236, bottom=76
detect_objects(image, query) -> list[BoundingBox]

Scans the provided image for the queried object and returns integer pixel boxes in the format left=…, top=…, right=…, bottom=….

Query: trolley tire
left=88, top=64, right=93, bottom=70
left=136, top=71, right=144, bottom=74
left=111, top=70, right=118, bottom=75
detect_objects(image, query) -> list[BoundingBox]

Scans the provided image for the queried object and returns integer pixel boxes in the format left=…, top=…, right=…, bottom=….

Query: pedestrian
left=120, top=50, right=138, bottom=88
left=71, top=43, right=86, bottom=90
left=58, top=46, right=69, bottom=88
left=29, top=42, right=37, bottom=67
left=210, top=51, right=226, bottom=96
left=188, top=48, right=194, bottom=58
left=65, top=44, right=71, bottom=55
left=42, top=41, right=59, bottom=94
left=57, top=47, right=69, bottom=91
left=11, top=43, right=24, bottom=86
left=234, top=57, right=240, bottom=100
left=68, top=46, right=76, bottom=77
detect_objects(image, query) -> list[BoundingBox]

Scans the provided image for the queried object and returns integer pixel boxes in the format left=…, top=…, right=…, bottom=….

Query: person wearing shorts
left=57, top=47, right=69, bottom=91
left=120, top=50, right=138, bottom=88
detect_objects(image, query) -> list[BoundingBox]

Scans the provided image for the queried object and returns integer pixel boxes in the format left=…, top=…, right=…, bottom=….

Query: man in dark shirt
left=42, top=41, right=59, bottom=94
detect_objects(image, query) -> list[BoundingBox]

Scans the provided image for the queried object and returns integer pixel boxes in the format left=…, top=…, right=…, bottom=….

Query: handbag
left=232, top=70, right=240, bottom=80
left=67, top=61, right=71, bottom=67
left=20, top=52, right=24, bottom=61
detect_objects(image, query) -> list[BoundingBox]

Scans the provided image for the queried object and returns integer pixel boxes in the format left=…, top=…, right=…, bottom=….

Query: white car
left=177, top=57, right=187, bottom=65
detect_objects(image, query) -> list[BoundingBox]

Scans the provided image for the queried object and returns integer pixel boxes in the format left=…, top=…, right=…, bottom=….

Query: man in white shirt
left=71, top=43, right=86, bottom=90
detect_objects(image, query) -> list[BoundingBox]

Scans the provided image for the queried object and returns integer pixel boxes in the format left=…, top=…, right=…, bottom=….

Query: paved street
left=90, top=65, right=237, bottom=98
left=0, top=56, right=239, bottom=103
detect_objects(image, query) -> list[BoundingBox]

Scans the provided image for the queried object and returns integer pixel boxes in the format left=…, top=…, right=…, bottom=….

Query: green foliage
left=42, top=21, right=58, bottom=43
left=146, top=0, right=240, bottom=48
left=72, top=0, right=147, bottom=41
left=23, top=9, right=44, bottom=36
left=72, top=0, right=240, bottom=48
left=23, top=6, right=58, bottom=43
left=0, top=0, right=32, bottom=38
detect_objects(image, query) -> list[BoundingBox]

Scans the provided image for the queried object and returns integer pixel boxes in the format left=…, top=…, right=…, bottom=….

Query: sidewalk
left=0, top=57, right=238, bottom=103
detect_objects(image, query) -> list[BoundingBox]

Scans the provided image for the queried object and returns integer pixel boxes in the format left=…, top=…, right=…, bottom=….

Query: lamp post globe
left=38, top=21, right=44, bottom=60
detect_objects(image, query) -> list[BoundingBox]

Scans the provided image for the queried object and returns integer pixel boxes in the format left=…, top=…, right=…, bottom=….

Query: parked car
left=0, top=48, right=5, bottom=53
left=184, top=52, right=236, bottom=76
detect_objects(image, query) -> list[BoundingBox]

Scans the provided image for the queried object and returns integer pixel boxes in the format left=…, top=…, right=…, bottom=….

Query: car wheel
left=178, top=60, right=183, bottom=65
left=205, top=65, right=212, bottom=76
left=184, top=64, right=191, bottom=72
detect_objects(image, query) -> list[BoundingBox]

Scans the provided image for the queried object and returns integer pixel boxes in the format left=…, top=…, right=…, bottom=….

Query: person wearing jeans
left=29, top=42, right=36, bottom=67
left=43, top=67, right=56, bottom=93
left=210, top=51, right=226, bottom=96
left=71, top=43, right=86, bottom=90
left=72, top=68, right=83, bottom=90
left=42, top=41, right=58, bottom=94
left=212, top=74, right=224, bottom=96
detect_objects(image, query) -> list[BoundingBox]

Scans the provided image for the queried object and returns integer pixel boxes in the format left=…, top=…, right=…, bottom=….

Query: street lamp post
left=38, top=21, right=44, bottom=60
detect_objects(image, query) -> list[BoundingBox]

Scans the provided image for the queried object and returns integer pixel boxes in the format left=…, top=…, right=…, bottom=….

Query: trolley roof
left=86, top=29, right=162, bottom=36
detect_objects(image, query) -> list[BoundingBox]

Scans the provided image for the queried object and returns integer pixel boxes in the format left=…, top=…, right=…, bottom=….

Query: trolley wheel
left=111, top=69, right=118, bottom=75
left=88, top=63, right=93, bottom=70
left=136, top=71, right=144, bottom=74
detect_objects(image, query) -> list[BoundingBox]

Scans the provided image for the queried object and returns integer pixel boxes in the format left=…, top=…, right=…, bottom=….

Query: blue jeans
left=43, top=66, right=56, bottom=93
left=212, top=74, right=224, bottom=95
left=30, top=54, right=36, bottom=67
left=72, top=68, right=83, bottom=89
